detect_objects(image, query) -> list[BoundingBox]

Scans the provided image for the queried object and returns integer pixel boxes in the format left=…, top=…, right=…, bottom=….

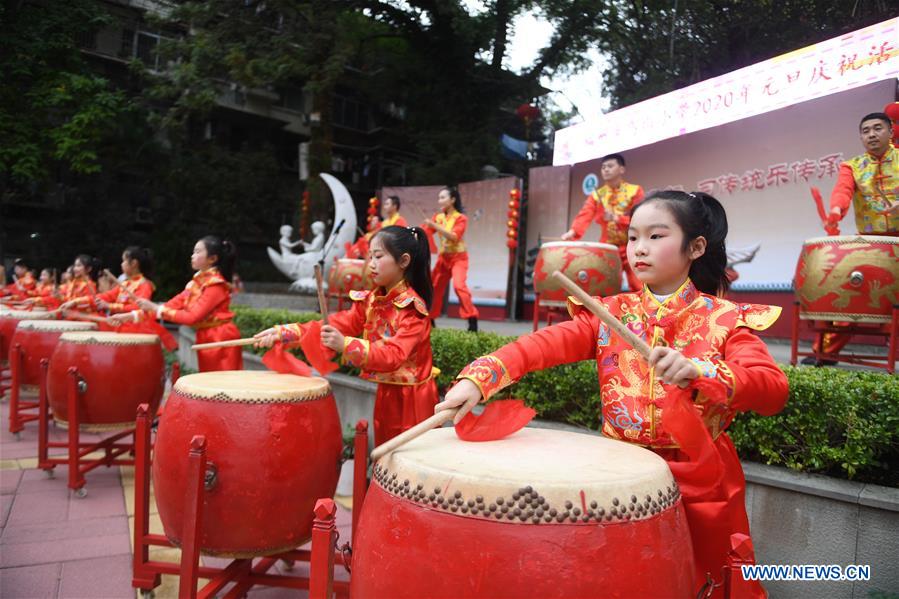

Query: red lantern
left=509, top=188, right=521, bottom=200
left=515, top=104, right=540, bottom=122
left=508, top=200, right=518, bottom=209
left=507, top=230, right=517, bottom=238
left=506, top=239, right=518, bottom=249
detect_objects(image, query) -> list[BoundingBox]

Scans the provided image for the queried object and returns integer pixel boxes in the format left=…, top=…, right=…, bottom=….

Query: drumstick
left=102, top=269, right=140, bottom=303
left=370, top=409, right=457, bottom=462
left=191, top=338, right=257, bottom=351
left=550, top=270, right=651, bottom=361
left=62, top=310, right=110, bottom=325
left=314, top=264, right=329, bottom=324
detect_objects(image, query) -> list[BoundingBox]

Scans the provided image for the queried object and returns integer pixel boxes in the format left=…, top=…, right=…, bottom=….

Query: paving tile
left=5, top=488, right=68, bottom=526
left=58, top=553, right=134, bottom=599
left=67, top=484, right=126, bottom=521
left=0, top=469, right=22, bottom=494
left=0, top=562, right=60, bottom=598
left=1, top=515, right=128, bottom=545
left=0, top=493, right=13, bottom=528
left=0, top=532, right=131, bottom=568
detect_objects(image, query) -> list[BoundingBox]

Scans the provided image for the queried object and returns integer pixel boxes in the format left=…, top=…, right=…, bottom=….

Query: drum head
left=17, top=320, right=97, bottom=333
left=58, top=331, right=159, bottom=345
left=1, top=310, right=54, bottom=320
left=174, top=371, right=331, bottom=403
left=375, top=427, right=677, bottom=523
left=541, top=241, right=618, bottom=251
left=802, top=234, right=899, bottom=246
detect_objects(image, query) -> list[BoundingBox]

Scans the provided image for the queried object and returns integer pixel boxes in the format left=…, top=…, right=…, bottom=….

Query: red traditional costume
left=154, top=268, right=242, bottom=371
left=91, top=275, right=177, bottom=349
left=274, top=281, right=438, bottom=446
left=1, top=272, right=37, bottom=300
left=372, top=212, right=408, bottom=233
left=818, top=145, right=899, bottom=355
left=62, top=276, right=99, bottom=313
left=424, top=208, right=479, bottom=320
left=568, top=182, right=645, bottom=291
left=457, top=279, right=788, bottom=597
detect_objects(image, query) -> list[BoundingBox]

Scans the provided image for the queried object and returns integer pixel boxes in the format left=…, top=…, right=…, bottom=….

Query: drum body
left=47, top=332, right=164, bottom=430
left=153, top=371, right=342, bottom=557
left=794, top=235, right=899, bottom=323
left=351, top=428, right=694, bottom=599
left=12, top=320, right=97, bottom=390
left=329, top=259, right=372, bottom=296
left=1, top=310, right=54, bottom=364
left=533, top=241, right=621, bottom=303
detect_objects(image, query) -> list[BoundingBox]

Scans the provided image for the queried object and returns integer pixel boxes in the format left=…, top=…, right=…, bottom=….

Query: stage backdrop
left=534, top=78, right=896, bottom=290
left=382, top=176, right=520, bottom=306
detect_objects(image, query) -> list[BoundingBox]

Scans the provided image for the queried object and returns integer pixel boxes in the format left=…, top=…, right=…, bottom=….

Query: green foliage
left=0, top=1, right=133, bottom=184
left=729, top=366, right=899, bottom=487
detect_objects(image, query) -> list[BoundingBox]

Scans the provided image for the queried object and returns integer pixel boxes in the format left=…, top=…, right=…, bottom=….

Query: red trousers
left=195, top=323, right=243, bottom=372
left=430, top=252, right=479, bottom=320
left=373, top=379, right=438, bottom=447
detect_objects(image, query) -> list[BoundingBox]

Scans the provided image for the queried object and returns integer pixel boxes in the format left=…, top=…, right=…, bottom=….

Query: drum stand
left=790, top=302, right=898, bottom=374
left=531, top=294, right=568, bottom=331
left=7, top=343, right=42, bottom=437
left=132, top=409, right=370, bottom=599
left=37, top=361, right=140, bottom=497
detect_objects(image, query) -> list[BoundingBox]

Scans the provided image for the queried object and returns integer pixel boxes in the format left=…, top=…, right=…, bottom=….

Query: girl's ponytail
left=200, top=236, right=237, bottom=282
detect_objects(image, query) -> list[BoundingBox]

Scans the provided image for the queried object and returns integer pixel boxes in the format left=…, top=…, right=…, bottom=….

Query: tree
left=593, top=0, right=896, bottom=109
left=0, top=0, right=133, bottom=189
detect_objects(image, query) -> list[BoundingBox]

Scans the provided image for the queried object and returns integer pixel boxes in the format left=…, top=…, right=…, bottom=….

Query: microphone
left=333, top=219, right=346, bottom=234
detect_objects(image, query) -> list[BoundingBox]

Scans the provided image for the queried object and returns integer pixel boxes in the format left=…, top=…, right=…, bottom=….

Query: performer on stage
left=810, top=112, right=899, bottom=363
left=22, top=268, right=60, bottom=309
left=0, top=259, right=37, bottom=300
left=137, top=236, right=242, bottom=371
left=423, top=186, right=479, bottom=332
left=440, top=191, right=788, bottom=598
left=562, top=153, right=645, bottom=291
left=377, top=195, right=408, bottom=230
left=58, top=255, right=100, bottom=311
left=255, top=225, right=438, bottom=446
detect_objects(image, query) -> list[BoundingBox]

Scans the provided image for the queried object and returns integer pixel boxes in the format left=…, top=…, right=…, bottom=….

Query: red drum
left=328, top=258, right=372, bottom=296
left=1, top=310, right=54, bottom=364
left=795, top=235, right=899, bottom=323
left=12, top=320, right=97, bottom=391
left=48, top=332, right=164, bottom=431
left=533, top=241, right=621, bottom=303
left=352, top=428, right=694, bottom=598
left=153, top=371, right=342, bottom=557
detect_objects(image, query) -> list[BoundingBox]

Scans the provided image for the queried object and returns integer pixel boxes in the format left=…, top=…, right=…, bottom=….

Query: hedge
left=233, top=306, right=898, bottom=487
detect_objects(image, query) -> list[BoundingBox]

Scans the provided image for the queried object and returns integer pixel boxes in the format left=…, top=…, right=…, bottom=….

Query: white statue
left=267, top=174, right=357, bottom=292
left=278, top=225, right=303, bottom=258
left=301, top=221, right=326, bottom=253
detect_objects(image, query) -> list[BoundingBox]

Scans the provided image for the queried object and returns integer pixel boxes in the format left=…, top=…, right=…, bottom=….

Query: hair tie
left=687, top=192, right=698, bottom=199
left=408, top=226, right=418, bottom=239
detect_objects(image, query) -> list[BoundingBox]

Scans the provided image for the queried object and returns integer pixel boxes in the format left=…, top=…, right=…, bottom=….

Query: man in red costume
left=807, top=111, right=899, bottom=364
left=562, top=153, right=644, bottom=291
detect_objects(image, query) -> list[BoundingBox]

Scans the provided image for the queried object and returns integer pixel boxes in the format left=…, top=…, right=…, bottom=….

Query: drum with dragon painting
left=533, top=241, right=621, bottom=304
left=794, top=235, right=899, bottom=323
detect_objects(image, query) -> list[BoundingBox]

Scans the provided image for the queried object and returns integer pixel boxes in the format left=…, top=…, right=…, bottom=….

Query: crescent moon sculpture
left=267, top=173, right=358, bottom=292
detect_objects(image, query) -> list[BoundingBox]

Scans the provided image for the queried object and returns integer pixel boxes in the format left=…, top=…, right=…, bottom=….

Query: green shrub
left=729, top=366, right=899, bottom=486
left=228, top=307, right=898, bottom=486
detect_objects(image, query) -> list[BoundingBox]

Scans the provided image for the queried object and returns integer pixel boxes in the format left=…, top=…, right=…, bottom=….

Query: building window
left=119, top=28, right=165, bottom=71
left=332, top=95, right=369, bottom=131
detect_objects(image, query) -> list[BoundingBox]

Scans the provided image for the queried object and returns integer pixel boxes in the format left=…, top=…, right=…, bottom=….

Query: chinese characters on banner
left=554, top=18, right=899, bottom=166
left=696, top=153, right=843, bottom=195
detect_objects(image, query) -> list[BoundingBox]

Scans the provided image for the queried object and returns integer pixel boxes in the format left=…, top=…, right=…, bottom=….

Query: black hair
left=13, top=258, right=28, bottom=269
left=859, top=112, right=891, bottom=130
left=441, top=186, right=464, bottom=213
left=630, top=190, right=730, bottom=296
left=601, top=153, right=626, bottom=167
left=371, top=225, right=433, bottom=308
left=123, top=246, right=155, bottom=280
left=199, top=235, right=237, bottom=282
left=385, top=195, right=401, bottom=210
left=74, top=253, right=101, bottom=282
